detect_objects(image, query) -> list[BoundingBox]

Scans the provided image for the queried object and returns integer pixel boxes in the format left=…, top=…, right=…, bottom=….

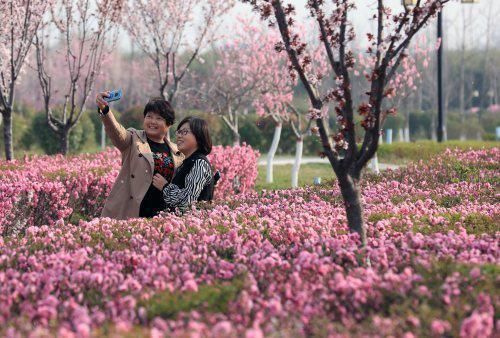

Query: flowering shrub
left=0, top=148, right=498, bottom=337
left=208, top=143, right=260, bottom=199
left=0, top=150, right=119, bottom=234
left=0, top=144, right=259, bottom=234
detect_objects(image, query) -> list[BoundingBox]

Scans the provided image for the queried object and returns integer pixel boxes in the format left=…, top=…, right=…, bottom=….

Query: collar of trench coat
left=135, top=129, right=183, bottom=173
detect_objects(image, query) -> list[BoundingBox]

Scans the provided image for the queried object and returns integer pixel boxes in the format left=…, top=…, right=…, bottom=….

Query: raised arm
left=96, top=91, right=131, bottom=152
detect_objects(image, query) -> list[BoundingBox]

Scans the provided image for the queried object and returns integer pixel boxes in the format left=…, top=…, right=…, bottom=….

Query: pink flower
left=183, top=279, right=198, bottom=292
left=75, top=323, right=90, bottom=338
left=469, top=267, right=481, bottom=279
left=460, top=312, right=494, bottom=338
left=460, top=294, right=494, bottom=338
left=115, top=320, right=132, bottom=333
left=245, top=326, right=264, bottom=338
left=431, top=319, right=451, bottom=336
left=407, top=315, right=420, bottom=328
left=0, top=148, right=497, bottom=336
left=212, top=321, right=233, bottom=336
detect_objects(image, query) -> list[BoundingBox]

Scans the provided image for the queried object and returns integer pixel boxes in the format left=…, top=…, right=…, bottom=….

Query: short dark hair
left=143, top=97, right=175, bottom=126
left=177, top=116, right=212, bottom=155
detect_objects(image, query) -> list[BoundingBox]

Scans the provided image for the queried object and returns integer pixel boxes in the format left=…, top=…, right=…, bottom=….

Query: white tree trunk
left=266, top=122, right=282, bottom=184
left=101, top=123, right=106, bottom=150
left=291, top=138, right=303, bottom=188
left=232, top=133, right=241, bottom=147
left=431, top=114, right=437, bottom=141
left=398, top=128, right=404, bottom=142
left=369, top=153, right=380, bottom=174
left=386, top=129, right=393, bottom=144
left=404, top=110, right=411, bottom=143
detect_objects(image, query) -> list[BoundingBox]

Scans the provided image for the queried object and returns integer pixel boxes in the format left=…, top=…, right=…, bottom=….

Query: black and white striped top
left=162, top=158, right=212, bottom=212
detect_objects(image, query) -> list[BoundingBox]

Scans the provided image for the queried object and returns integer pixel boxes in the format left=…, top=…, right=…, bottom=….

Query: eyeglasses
left=176, top=128, right=191, bottom=136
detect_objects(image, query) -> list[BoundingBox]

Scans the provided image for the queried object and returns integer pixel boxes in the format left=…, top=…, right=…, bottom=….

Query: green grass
left=138, top=276, right=246, bottom=320
left=255, top=163, right=335, bottom=191
left=377, top=140, right=498, bottom=164
left=255, top=140, right=498, bottom=190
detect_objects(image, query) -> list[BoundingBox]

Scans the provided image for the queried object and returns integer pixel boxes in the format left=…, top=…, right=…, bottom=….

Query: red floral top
left=139, top=138, right=175, bottom=217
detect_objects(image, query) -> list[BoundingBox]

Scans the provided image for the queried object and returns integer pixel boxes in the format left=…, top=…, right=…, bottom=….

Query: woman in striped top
left=152, top=116, right=214, bottom=213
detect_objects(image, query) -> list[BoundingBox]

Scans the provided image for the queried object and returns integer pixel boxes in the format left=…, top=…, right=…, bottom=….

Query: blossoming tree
left=255, top=37, right=327, bottom=185
left=0, top=0, right=51, bottom=160
left=199, top=19, right=288, bottom=151
left=357, top=33, right=436, bottom=172
left=250, top=27, right=296, bottom=184
left=33, top=0, right=122, bottom=155
left=200, top=38, right=259, bottom=146
left=242, top=0, right=451, bottom=245
left=286, top=104, right=313, bottom=187
left=122, top=0, right=235, bottom=105
left=203, top=19, right=299, bottom=183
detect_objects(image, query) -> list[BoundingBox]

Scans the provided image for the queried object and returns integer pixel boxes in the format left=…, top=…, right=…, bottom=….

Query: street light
left=402, top=0, right=479, bottom=142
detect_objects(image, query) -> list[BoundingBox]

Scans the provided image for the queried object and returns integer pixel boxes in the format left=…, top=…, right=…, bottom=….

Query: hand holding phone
left=103, top=89, right=123, bottom=103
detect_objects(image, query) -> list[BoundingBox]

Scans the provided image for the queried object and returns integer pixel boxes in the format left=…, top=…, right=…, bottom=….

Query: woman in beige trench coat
left=96, top=92, right=184, bottom=220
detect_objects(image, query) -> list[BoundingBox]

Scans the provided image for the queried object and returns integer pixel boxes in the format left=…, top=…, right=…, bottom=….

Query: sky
left=115, top=0, right=499, bottom=53
left=227, top=0, right=500, bottom=49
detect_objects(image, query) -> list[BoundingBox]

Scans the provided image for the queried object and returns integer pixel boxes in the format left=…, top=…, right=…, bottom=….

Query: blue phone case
left=104, top=89, right=122, bottom=103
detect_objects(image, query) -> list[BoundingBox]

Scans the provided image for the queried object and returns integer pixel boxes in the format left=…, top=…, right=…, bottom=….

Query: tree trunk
left=233, top=131, right=240, bottom=147
left=369, top=152, right=380, bottom=174
left=431, top=112, right=437, bottom=141
left=101, top=123, right=106, bottom=150
left=398, top=128, right=405, bottom=142
left=59, top=129, right=70, bottom=155
left=2, top=109, right=14, bottom=160
left=459, top=8, right=467, bottom=141
left=291, top=137, right=303, bottom=188
left=338, top=173, right=366, bottom=246
left=417, top=80, right=424, bottom=111
left=404, top=110, right=410, bottom=142
left=226, top=113, right=240, bottom=146
left=459, top=58, right=466, bottom=141
left=404, top=127, right=410, bottom=143
left=266, top=121, right=282, bottom=184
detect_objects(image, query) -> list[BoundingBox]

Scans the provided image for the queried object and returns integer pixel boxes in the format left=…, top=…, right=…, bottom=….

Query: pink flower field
left=0, top=147, right=498, bottom=337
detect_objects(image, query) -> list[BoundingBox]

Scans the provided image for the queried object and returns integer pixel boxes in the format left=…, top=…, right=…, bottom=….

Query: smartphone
left=103, top=89, right=123, bottom=103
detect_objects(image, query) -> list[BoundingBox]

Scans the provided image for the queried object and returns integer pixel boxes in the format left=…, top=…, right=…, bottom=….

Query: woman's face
left=176, top=123, right=198, bottom=155
left=143, top=111, right=169, bottom=141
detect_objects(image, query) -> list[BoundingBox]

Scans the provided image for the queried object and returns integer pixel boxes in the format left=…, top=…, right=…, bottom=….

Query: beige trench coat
left=100, top=111, right=184, bottom=219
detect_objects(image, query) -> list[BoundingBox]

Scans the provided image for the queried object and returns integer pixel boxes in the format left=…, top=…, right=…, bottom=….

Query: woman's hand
left=152, top=173, right=168, bottom=191
left=96, top=91, right=110, bottom=110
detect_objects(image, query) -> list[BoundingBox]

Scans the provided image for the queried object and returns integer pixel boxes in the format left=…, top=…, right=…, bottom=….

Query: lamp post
left=402, top=0, right=478, bottom=142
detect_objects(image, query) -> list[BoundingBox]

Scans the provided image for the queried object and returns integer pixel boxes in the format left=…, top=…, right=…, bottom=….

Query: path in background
left=258, top=156, right=402, bottom=170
